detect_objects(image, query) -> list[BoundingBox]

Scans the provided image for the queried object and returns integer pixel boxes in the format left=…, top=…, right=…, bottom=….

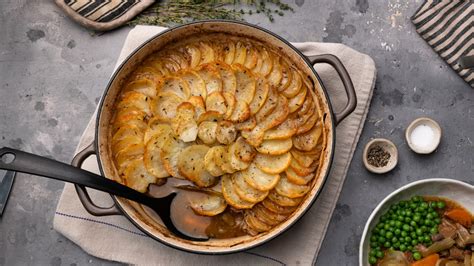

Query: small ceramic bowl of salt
left=405, top=117, right=441, bottom=154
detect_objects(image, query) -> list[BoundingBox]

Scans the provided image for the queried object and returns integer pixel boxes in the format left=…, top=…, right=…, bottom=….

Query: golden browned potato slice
left=197, top=121, right=217, bottom=145
left=178, top=145, right=217, bottom=187
left=171, top=102, right=198, bottom=142
left=276, top=58, right=292, bottom=92
left=290, top=149, right=315, bottom=168
left=160, top=137, right=188, bottom=179
left=150, top=92, right=185, bottom=122
left=196, top=64, right=222, bottom=95
left=235, top=116, right=257, bottom=131
left=197, top=110, right=223, bottom=124
left=244, top=211, right=271, bottom=232
left=291, top=103, right=316, bottom=129
left=288, top=84, right=307, bottom=113
left=144, top=134, right=172, bottom=178
left=232, top=137, right=256, bottom=163
left=243, top=44, right=258, bottom=69
left=233, top=41, right=247, bottom=65
left=219, top=147, right=237, bottom=174
left=254, top=152, right=291, bottom=174
left=204, top=145, right=226, bottom=177
left=158, top=76, right=191, bottom=100
left=223, top=41, right=236, bottom=65
left=263, top=118, right=298, bottom=140
left=267, top=52, right=283, bottom=87
left=267, top=190, right=302, bottom=207
left=240, top=128, right=264, bottom=148
left=112, top=135, right=142, bottom=155
left=255, top=87, right=278, bottom=123
left=214, top=61, right=237, bottom=96
left=242, top=164, right=280, bottom=191
left=129, top=66, right=162, bottom=82
left=252, top=204, right=287, bottom=225
left=112, top=124, right=144, bottom=144
left=190, top=193, right=227, bottom=216
left=215, top=120, right=237, bottom=145
left=166, top=52, right=189, bottom=70
left=256, top=138, right=293, bottom=155
left=293, top=122, right=322, bottom=151
left=248, top=77, right=270, bottom=115
left=187, top=95, right=206, bottom=119
left=185, top=44, right=201, bottom=68
left=117, top=91, right=152, bottom=116
left=232, top=172, right=268, bottom=203
left=148, top=59, right=171, bottom=76
left=162, top=57, right=181, bottom=72
left=275, top=174, right=310, bottom=198
left=228, top=101, right=250, bottom=123
left=144, top=118, right=172, bottom=144
left=222, top=92, right=236, bottom=120
left=295, top=108, right=319, bottom=135
left=112, top=114, right=147, bottom=134
left=115, top=143, right=144, bottom=174
left=122, top=79, right=157, bottom=98
left=254, top=95, right=289, bottom=131
left=296, top=91, right=314, bottom=116
left=289, top=157, right=319, bottom=177
left=198, top=42, right=215, bottom=64
left=285, top=166, right=315, bottom=185
left=261, top=198, right=297, bottom=215
left=221, top=174, right=255, bottom=209
left=205, top=92, right=227, bottom=115
left=255, top=46, right=273, bottom=76
left=179, top=70, right=207, bottom=99
left=123, top=158, right=157, bottom=193
left=232, top=64, right=257, bottom=105
left=227, top=141, right=251, bottom=171
left=282, top=68, right=303, bottom=98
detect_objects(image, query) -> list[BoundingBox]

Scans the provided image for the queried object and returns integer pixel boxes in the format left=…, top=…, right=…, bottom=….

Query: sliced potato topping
left=254, top=152, right=291, bottom=174
left=221, top=174, right=255, bottom=209
left=178, top=145, right=217, bottom=187
left=190, top=192, right=227, bottom=216
left=242, top=164, right=280, bottom=191
left=275, top=174, right=310, bottom=198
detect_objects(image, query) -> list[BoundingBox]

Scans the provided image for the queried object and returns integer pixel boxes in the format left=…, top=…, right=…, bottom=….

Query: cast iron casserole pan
left=16, top=21, right=359, bottom=254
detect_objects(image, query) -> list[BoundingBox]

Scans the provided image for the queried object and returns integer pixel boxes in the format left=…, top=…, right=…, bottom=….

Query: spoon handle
left=0, top=147, right=151, bottom=205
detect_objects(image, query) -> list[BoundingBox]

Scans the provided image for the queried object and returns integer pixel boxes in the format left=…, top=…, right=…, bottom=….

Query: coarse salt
left=410, top=124, right=434, bottom=149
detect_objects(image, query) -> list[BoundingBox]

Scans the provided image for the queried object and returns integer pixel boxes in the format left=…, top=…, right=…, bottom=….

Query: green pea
left=369, top=256, right=377, bottom=264
left=420, top=202, right=428, bottom=209
left=395, top=221, right=402, bottom=228
left=426, top=213, right=434, bottom=220
left=397, top=215, right=404, bottom=221
left=369, top=249, right=377, bottom=256
left=409, top=203, right=417, bottom=209
left=400, top=210, right=406, bottom=216
left=413, top=252, right=422, bottom=261
left=402, top=224, right=410, bottom=231
left=377, top=223, right=385, bottom=229
left=434, top=218, right=441, bottom=224
left=411, top=239, right=418, bottom=245
left=416, top=228, right=423, bottom=236
left=401, top=231, right=408, bottom=237
left=393, top=242, right=400, bottom=249
left=437, top=201, right=446, bottom=209
left=379, top=229, right=386, bottom=236
left=405, top=210, right=413, bottom=217
left=413, top=215, right=421, bottom=223
left=423, top=235, right=431, bottom=243
left=411, top=196, right=421, bottom=202
left=418, top=236, right=424, bottom=242
left=392, top=237, right=398, bottom=243
left=394, top=229, right=401, bottom=236
left=407, top=245, right=413, bottom=250
left=424, top=220, right=433, bottom=226
left=420, top=226, right=427, bottom=232
left=384, top=224, right=391, bottom=230
left=386, top=231, right=393, bottom=239
left=378, top=236, right=386, bottom=243
left=390, top=214, right=398, bottom=220
left=431, top=211, right=438, bottom=218
left=430, top=227, right=438, bottom=235
left=410, top=232, right=417, bottom=239
left=404, top=236, right=411, bottom=242
left=376, top=250, right=384, bottom=258
left=370, top=241, right=378, bottom=248
left=399, top=244, right=407, bottom=251
left=389, top=220, right=396, bottom=227
left=404, top=217, right=412, bottom=223
left=410, top=221, right=417, bottom=227
left=381, top=215, right=388, bottom=222
left=370, top=235, right=378, bottom=242
left=384, top=241, right=391, bottom=248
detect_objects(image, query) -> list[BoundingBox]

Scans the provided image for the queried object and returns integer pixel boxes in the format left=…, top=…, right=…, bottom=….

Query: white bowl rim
left=358, top=178, right=474, bottom=265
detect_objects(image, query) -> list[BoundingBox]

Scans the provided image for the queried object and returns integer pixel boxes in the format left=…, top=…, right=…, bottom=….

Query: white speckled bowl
left=405, top=117, right=442, bottom=154
left=359, top=178, right=474, bottom=266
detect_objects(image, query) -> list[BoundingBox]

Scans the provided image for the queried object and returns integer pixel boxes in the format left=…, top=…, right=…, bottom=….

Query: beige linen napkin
left=54, top=25, right=376, bottom=265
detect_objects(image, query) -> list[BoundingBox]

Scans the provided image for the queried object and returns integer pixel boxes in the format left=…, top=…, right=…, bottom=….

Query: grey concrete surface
left=0, top=0, right=472, bottom=265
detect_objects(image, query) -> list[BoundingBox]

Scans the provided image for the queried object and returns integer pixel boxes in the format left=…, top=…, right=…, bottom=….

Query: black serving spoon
left=0, top=147, right=208, bottom=241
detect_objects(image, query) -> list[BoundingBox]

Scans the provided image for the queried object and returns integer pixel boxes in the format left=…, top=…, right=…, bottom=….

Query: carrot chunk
left=445, top=208, right=472, bottom=228
left=411, top=254, right=439, bottom=266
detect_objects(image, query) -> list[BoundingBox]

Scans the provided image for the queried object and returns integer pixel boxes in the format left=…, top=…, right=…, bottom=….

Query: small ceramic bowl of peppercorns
left=363, top=138, right=398, bottom=174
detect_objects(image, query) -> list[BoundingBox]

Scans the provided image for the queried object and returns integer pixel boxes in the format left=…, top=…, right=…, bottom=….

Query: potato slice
left=123, top=158, right=156, bottom=193
left=158, top=77, right=191, bottom=100
left=185, top=44, right=201, bottom=68
left=263, top=118, right=297, bottom=140
left=243, top=164, right=280, bottom=191
left=112, top=113, right=147, bottom=134
left=166, top=52, right=189, bottom=70
left=205, top=92, right=227, bottom=115
left=252, top=204, right=287, bottom=225
left=233, top=41, right=247, bottom=65
left=256, top=138, right=293, bottom=155
left=249, top=77, right=269, bottom=115
left=144, top=119, right=172, bottom=144
left=162, top=57, right=181, bottom=72
left=222, top=92, right=236, bottom=119
left=115, top=144, right=144, bottom=174
left=244, top=211, right=271, bottom=232
left=267, top=190, right=302, bottom=207
left=112, top=124, right=144, bottom=144
left=227, top=141, right=251, bottom=171
left=197, top=64, right=222, bottom=95
left=112, top=135, right=142, bottom=155
left=261, top=198, right=297, bottom=215
left=232, top=137, right=256, bottom=163
left=255, top=46, right=273, bottom=76
left=223, top=41, right=236, bottom=65
left=117, top=91, right=152, bottom=116
left=171, top=102, right=198, bottom=142
left=178, top=145, right=217, bottom=187
left=254, top=95, right=289, bottom=131
left=144, top=135, right=172, bottom=178
left=221, top=175, right=254, bottom=209
left=275, top=174, right=310, bottom=198
left=188, top=96, right=206, bottom=119
left=198, top=42, right=215, bottom=64
left=288, top=85, right=307, bottom=114
left=295, top=107, right=319, bottom=135
left=235, top=116, right=257, bottom=131
left=254, top=152, right=291, bottom=174
left=179, top=70, right=207, bottom=99
left=276, top=58, right=292, bottom=92
left=285, top=166, right=315, bottom=185
left=204, top=145, right=226, bottom=177
left=197, top=111, right=223, bottom=124
left=243, top=44, right=258, bottom=69
left=267, top=52, right=283, bottom=87
left=232, top=172, right=268, bottom=203
left=255, top=87, right=278, bottom=123
left=151, top=92, right=185, bottom=122
left=293, top=122, right=322, bottom=151
left=290, top=149, right=315, bottom=168
left=197, top=121, right=217, bottom=145
left=214, top=61, right=237, bottom=96
left=282, top=68, right=303, bottom=98
left=296, top=92, right=314, bottom=116
left=289, top=157, right=319, bottom=177
left=160, top=137, right=188, bottom=179
left=216, top=120, right=237, bottom=145
left=148, top=59, right=171, bottom=75
left=232, top=64, right=256, bottom=105
left=122, top=79, right=157, bottom=98
left=228, top=101, right=250, bottom=123
left=190, top=193, right=227, bottom=216
left=129, top=66, right=162, bottom=82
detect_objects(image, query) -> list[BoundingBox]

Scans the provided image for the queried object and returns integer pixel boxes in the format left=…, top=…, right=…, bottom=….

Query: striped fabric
left=63, top=0, right=139, bottom=23
left=412, top=0, right=473, bottom=88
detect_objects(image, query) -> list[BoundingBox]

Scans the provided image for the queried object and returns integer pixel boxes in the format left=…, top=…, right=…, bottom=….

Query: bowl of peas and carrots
left=359, top=179, right=474, bottom=266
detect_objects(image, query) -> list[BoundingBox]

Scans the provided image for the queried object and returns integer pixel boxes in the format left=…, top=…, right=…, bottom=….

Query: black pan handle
left=71, top=143, right=121, bottom=216
left=0, top=147, right=151, bottom=214
left=309, top=54, right=357, bottom=125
